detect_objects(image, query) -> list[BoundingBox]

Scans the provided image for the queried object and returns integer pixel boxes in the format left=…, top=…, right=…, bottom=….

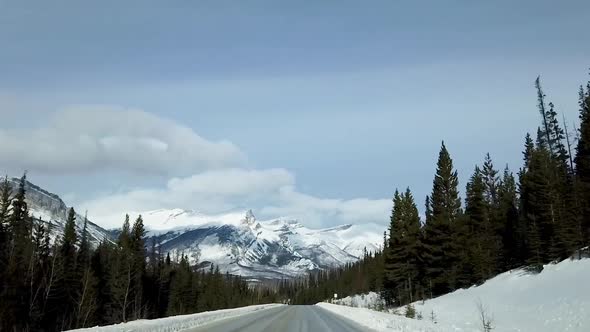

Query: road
left=188, top=305, right=374, bottom=332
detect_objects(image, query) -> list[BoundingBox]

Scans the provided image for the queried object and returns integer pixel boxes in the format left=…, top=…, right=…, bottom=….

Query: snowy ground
left=317, top=303, right=466, bottom=331
left=322, top=257, right=590, bottom=332
left=67, top=304, right=284, bottom=332
left=332, top=291, right=385, bottom=309
left=414, top=258, right=590, bottom=332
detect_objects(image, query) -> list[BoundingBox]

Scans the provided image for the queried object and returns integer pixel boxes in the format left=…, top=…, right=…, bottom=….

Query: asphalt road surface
left=188, top=305, right=374, bottom=332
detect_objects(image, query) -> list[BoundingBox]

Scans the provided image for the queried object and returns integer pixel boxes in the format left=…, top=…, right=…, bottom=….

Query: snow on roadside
left=67, top=304, right=284, bottom=332
left=414, top=258, right=590, bottom=332
left=332, top=291, right=385, bottom=309
left=322, top=257, right=590, bottom=332
left=317, top=302, right=471, bottom=332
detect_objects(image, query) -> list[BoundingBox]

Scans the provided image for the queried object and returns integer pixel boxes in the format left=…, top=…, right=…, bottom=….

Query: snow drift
left=67, top=304, right=283, bottom=332
left=322, top=257, right=590, bottom=332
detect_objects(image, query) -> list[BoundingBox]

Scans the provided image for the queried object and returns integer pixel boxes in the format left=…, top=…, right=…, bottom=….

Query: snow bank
left=317, top=303, right=467, bottom=332
left=414, top=258, right=590, bottom=332
left=68, top=304, right=284, bottom=332
left=333, top=292, right=385, bottom=309
left=323, top=258, right=590, bottom=332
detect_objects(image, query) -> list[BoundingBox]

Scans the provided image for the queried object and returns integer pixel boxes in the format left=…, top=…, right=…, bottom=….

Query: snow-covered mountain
left=16, top=179, right=384, bottom=279
left=144, top=209, right=384, bottom=279
left=8, top=178, right=112, bottom=247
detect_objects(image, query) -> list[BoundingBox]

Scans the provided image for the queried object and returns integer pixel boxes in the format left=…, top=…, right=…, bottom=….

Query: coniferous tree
left=0, top=176, right=12, bottom=324
left=383, top=188, right=422, bottom=305
left=5, top=173, right=34, bottom=331
left=575, top=81, right=590, bottom=247
left=55, top=207, right=79, bottom=328
left=423, top=142, right=461, bottom=296
left=111, top=215, right=133, bottom=323
left=75, top=214, right=98, bottom=328
left=130, top=215, right=146, bottom=320
left=119, top=214, right=131, bottom=248
left=464, top=165, right=495, bottom=283
left=481, top=154, right=503, bottom=275
left=498, top=166, right=523, bottom=269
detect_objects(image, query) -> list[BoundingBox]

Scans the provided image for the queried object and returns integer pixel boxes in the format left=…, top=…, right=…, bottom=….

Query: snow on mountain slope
left=141, top=208, right=249, bottom=231
left=11, top=177, right=383, bottom=280
left=10, top=178, right=112, bottom=247
left=146, top=209, right=383, bottom=279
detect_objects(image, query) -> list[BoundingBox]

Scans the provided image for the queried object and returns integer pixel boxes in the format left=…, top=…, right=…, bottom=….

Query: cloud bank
left=78, top=167, right=391, bottom=229
left=1, top=107, right=391, bottom=229
left=0, top=106, right=244, bottom=174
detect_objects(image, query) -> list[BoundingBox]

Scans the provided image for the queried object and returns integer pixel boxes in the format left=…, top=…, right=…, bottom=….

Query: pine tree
left=423, top=142, right=462, bottom=296
left=111, top=215, right=134, bottom=323
left=75, top=214, right=97, bottom=328
left=90, top=240, right=115, bottom=326
left=383, top=189, right=422, bottom=305
left=130, top=215, right=146, bottom=320
left=536, top=77, right=553, bottom=153
left=58, top=207, right=79, bottom=328
left=498, top=166, right=523, bottom=269
left=0, top=176, right=12, bottom=324
left=464, top=166, right=494, bottom=282
left=4, top=173, right=34, bottom=331
left=119, top=214, right=131, bottom=248
left=167, top=255, right=193, bottom=315
left=575, top=82, right=590, bottom=247
left=481, top=154, right=503, bottom=274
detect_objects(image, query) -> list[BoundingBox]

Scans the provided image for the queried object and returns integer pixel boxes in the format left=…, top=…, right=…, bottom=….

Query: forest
left=1, top=74, right=589, bottom=331
left=288, top=75, right=590, bottom=306
left=0, top=178, right=278, bottom=331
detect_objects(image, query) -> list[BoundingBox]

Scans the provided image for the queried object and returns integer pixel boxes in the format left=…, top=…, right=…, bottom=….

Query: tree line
left=287, top=74, right=590, bottom=307
left=0, top=176, right=275, bottom=331
left=1, top=73, right=589, bottom=329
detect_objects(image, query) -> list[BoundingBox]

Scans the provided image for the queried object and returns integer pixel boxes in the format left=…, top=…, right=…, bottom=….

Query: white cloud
left=0, top=106, right=244, bottom=174
left=79, top=168, right=390, bottom=229
left=2, top=106, right=391, bottom=229
left=261, top=186, right=391, bottom=228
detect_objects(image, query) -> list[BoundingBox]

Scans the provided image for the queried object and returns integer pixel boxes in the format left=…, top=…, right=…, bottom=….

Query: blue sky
left=0, top=1, right=589, bottom=228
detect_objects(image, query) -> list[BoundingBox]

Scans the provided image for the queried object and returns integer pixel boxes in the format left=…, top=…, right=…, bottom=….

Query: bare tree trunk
left=408, top=276, right=413, bottom=303
left=122, top=262, right=131, bottom=322
left=563, top=114, right=575, bottom=170
left=76, top=268, right=90, bottom=328
left=43, top=250, right=58, bottom=309
left=28, top=249, right=37, bottom=316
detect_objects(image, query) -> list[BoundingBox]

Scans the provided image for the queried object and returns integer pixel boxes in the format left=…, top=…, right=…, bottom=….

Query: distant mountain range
left=19, top=179, right=384, bottom=280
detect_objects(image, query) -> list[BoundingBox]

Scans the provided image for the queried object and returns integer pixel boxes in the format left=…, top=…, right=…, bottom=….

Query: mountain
left=8, top=178, right=113, bottom=247
left=144, top=209, right=384, bottom=280
left=15, top=179, right=384, bottom=280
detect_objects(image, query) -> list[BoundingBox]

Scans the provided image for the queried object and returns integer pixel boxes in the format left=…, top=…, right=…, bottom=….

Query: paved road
left=188, top=305, right=374, bottom=332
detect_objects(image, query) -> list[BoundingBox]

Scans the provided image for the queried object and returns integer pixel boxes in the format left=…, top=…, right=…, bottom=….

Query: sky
left=0, top=1, right=589, bottom=229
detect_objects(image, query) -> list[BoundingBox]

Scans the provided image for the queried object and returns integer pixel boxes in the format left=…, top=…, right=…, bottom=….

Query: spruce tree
left=423, top=142, right=461, bottom=296
left=5, top=173, right=33, bottom=330
left=498, top=166, right=523, bottom=269
left=119, top=214, right=131, bottom=248
left=58, top=207, right=79, bottom=328
left=575, top=82, right=590, bottom=247
left=130, top=215, right=146, bottom=320
left=75, top=214, right=97, bottom=328
left=0, top=176, right=12, bottom=323
left=481, top=154, right=503, bottom=274
left=464, top=166, right=494, bottom=282
left=383, top=189, right=422, bottom=305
